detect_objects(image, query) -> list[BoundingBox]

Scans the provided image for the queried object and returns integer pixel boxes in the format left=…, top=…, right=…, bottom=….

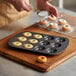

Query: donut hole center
left=65, top=25, right=69, bottom=27
left=41, top=57, right=45, bottom=59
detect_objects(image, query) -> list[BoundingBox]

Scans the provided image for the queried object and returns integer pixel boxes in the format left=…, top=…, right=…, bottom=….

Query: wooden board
left=0, top=14, right=76, bottom=72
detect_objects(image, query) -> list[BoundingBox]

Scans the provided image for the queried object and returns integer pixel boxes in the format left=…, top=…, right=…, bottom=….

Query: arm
left=6, top=0, right=58, bottom=17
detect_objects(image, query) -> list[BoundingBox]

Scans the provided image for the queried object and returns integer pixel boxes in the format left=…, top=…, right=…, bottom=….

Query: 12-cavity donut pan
left=8, top=31, right=69, bottom=55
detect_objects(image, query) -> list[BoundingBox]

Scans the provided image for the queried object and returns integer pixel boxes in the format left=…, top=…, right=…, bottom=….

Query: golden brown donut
left=34, top=34, right=43, bottom=39
left=58, top=19, right=68, bottom=25
left=12, top=41, right=22, bottom=46
left=37, top=56, right=47, bottom=63
left=23, top=44, right=33, bottom=49
left=48, top=15, right=57, bottom=21
left=23, top=32, right=32, bottom=37
left=18, top=37, right=27, bottom=42
left=29, top=39, right=38, bottom=44
left=61, top=24, right=71, bottom=31
left=49, top=22, right=58, bottom=29
left=39, top=20, right=48, bottom=25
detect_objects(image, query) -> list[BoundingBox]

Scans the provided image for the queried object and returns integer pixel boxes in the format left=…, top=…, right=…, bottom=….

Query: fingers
left=20, top=1, right=32, bottom=11
left=36, top=0, right=48, bottom=11
left=7, top=0, right=32, bottom=12
left=47, top=3, right=58, bottom=17
left=49, top=10, right=58, bottom=17
left=44, top=0, right=51, bottom=2
left=49, top=7, right=58, bottom=17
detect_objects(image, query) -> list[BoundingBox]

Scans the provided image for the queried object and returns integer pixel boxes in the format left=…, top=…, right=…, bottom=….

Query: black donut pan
left=8, top=31, right=69, bottom=55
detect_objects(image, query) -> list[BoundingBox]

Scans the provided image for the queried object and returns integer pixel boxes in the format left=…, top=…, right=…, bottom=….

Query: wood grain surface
left=0, top=14, right=76, bottom=72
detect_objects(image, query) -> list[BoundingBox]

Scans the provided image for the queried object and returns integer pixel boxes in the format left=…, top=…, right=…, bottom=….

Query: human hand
left=6, top=0, right=32, bottom=11
left=46, top=2, right=58, bottom=17
left=36, top=0, right=58, bottom=17
left=44, top=0, right=51, bottom=2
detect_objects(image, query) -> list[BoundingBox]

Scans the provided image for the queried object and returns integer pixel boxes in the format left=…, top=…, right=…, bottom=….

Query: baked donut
left=37, top=56, right=47, bottom=63
left=48, top=15, right=57, bottom=21
left=61, top=24, right=72, bottom=31
left=23, top=44, right=33, bottom=49
left=29, top=39, right=38, bottom=44
left=48, top=22, right=58, bottom=29
left=12, top=41, right=22, bottom=46
left=34, top=34, right=43, bottom=39
left=23, top=32, right=32, bottom=37
left=58, top=19, right=68, bottom=25
left=39, top=20, right=48, bottom=25
left=18, top=37, right=27, bottom=42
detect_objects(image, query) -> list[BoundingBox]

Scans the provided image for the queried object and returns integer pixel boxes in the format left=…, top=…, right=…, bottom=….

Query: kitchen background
left=52, top=0, right=76, bottom=12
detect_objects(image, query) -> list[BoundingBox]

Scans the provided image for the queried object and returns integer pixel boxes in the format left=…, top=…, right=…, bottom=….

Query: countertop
left=0, top=9, right=76, bottom=76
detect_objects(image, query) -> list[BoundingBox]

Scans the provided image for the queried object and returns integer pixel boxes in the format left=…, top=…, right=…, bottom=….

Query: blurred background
left=51, top=0, right=76, bottom=12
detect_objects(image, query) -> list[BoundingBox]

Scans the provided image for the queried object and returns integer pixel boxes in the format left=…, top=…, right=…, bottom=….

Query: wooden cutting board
left=0, top=14, right=76, bottom=72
